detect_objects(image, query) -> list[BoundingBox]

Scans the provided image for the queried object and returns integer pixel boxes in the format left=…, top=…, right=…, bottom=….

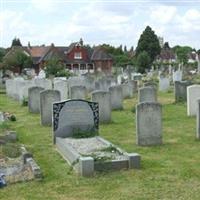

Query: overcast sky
left=0, top=0, right=200, bottom=49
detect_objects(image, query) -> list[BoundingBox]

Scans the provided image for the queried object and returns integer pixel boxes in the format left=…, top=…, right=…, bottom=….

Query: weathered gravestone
left=187, top=85, right=200, bottom=116
left=121, top=84, right=133, bottom=99
left=173, top=70, right=182, bottom=82
left=28, top=86, right=44, bottom=113
left=109, top=85, right=123, bottom=110
left=40, top=90, right=61, bottom=126
left=128, top=80, right=138, bottom=94
left=54, top=80, right=68, bottom=101
left=159, top=77, right=170, bottom=92
left=196, top=99, right=200, bottom=139
left=91, top=91, right=111, bottom=123
left=53, top=100, right=99, bottom=143
left=70, top=85, right=87, bottom=99
left=138, top=87, right=157, bottom=103
left=175, top=81, right=191, bottom=102
left=136, top=102, right=162, bottom=146
left=34, top=78, right=52, bottom=90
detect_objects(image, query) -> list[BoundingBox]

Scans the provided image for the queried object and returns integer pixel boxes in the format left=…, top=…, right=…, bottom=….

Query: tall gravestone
left=121, top=84, right=132, bottom=99
left=91, top=91, right=111, bottom=123
left=109, top=85, right=123, bottom=110
left=159, top=77, right=170, bottom=92
left=53, top=100, right=99, bottom=143
left=54, top=80, right=68, bottom=101
left=70, top=85, right=87, bottom=99
left=196, top=99, right=200, bottom=139
left=40, top=90, right=61, bottom=126
left=187, top=85, right=200, bottom=116
left=128, top=80, right=138, bottom=94
left=28, top=86, right=44, bottom=113
left=138, top=87, right=157, bottom=103
left=175, top=81, right=191, bottom=102
left=173, top=70, right=182, bottom=82
left=136, top=102, right=162, bottom=146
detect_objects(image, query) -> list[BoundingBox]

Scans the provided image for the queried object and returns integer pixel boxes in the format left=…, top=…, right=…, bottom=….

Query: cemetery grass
left=0, top=92, right=200, bottom=200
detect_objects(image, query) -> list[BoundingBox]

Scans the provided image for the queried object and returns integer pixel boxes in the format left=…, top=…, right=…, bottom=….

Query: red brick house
left=3, top=40, right=113, bottom=75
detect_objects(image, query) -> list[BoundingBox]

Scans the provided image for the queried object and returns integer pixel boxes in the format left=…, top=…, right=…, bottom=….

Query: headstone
left=34, top=78, right=52, bottom=90
left=54, top=80, right=68, bottom=101
left=196, top=99, right=200, bottom=139
left=121, top=84, right=133, bottom=99
left=174, top=81, right=191, bottom=102
left=128, top=80, right=138, bottom=94
left=159, top=77, right=170, bottom=92
left=187, top=85, right=200, bottom=116
left=91, top=91, right=111, bottom=123
left=53, top=100, right=99, bottom=142
left=70, top=86, right=87, bottom=99
left=28, top=86, right=44, bottom=113
left=40, top=90, right=61, bottom=126
left=109, top=85, right=123, bottom=110
left=173, top=70, right=182, bottom=82
left=138, top=87, right=157, bottom=103
left=136, top=102, right=162, bottom=146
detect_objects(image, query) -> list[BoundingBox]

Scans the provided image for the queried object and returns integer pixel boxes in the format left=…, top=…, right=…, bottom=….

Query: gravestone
left=53, top=100, right=99, bottom=143
left=196, top=99, right=200, bottom=139
left=28, top=86, right=44, bottom=113
left=70, top=86, right=87, bottom=99
left=54, top=80, right=68, bottom=101
left=91, top=91, right=111, bottom=123
left=40, top=90, right=61, bottom=126
left=138, top=87, right=157, bottom=103
left=5, top=79, right=14, bottom=97
left=187, top=85, right=200, bottom=116
left=159, top=77, right=170, bottom=92
left=128, top=80, right=138, bottom=94
left=109, top=85, right=123, bottom=110
left=173, top=70, right=182, bottom=82
left=121, top=84, right=133, bottom=99
left=175, top=81, right=191, bottom=102
left=34, top=78, right=52, bottom=90
left=136, top=102, right=162, bottom=146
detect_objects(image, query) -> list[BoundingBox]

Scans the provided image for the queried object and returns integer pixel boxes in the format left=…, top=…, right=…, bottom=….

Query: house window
left=74, top=52, right=82, bottom=59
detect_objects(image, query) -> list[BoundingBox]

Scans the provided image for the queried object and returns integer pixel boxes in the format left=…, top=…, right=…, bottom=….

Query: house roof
left=158, top=48, right=176, bottom=60
left=91, top=47, right=113, bottom=61
left=27, top=46, right=52, bottom=64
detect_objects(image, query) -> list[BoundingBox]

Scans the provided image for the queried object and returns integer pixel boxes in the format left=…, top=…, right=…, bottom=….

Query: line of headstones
left=6, top=74, right=200, bottom=146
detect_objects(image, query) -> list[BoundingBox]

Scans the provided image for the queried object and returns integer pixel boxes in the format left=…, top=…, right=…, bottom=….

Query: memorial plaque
left=53, top=100, right=99, bottom=142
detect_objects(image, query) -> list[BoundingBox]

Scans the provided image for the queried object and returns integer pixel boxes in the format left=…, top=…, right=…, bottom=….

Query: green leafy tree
left=136, top=51, right=151, bottom=73
left=2, top=49, right=33, bottom=73
left=11, top=37, right=22, bottom=47
left=135, top=26, right=161, bottom=72
left=173, top=46, right=192, bottom=65
left=44, top=56, right=71, bottom=78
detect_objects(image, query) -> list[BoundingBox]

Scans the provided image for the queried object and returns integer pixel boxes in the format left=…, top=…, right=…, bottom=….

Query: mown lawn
left=0, top=91, right=200, bottom=200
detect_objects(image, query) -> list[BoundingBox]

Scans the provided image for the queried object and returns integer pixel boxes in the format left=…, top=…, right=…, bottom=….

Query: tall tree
left=11, top=37, right=22, bottom=47
left=136, top=51, right=151, bottom=73
left=136, top=26, right=161, bottom=72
